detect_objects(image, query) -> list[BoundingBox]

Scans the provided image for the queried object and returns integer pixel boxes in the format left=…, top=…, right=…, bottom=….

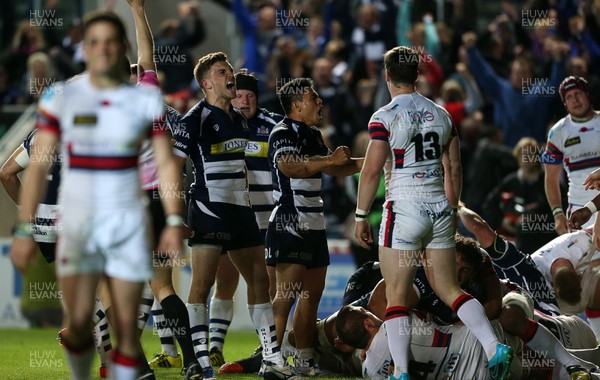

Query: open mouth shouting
left=226, top=80, right=235, bottom=91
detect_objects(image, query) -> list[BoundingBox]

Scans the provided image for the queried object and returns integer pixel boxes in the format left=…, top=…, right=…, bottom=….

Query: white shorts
left=378, top=199, right=455, bottom=250
left=56, top=208, right=153, bottom=282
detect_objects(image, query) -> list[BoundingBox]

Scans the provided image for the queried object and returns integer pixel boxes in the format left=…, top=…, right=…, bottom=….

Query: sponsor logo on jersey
left=245, top=141, right=268, bottom=157
left=210, top=138, right=248, bottom=154
left=407, top=110, right=435, bottom=124
left=73, top=114, right=97, bottom=126
left=564, top=136, right=581, bottom=147
left=412, top=169, right=443, bottom=178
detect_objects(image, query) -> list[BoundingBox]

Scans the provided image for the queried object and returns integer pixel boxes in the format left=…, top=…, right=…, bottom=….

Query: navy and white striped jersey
left=245, top=108, right=283, bottom=229
left=268, top=117, right=330, bottom=231
left=22, top=129, right=61, bottom=243
left=486, top=235, right=560, bottom=316
left=174, top=99, right=250, bottom=206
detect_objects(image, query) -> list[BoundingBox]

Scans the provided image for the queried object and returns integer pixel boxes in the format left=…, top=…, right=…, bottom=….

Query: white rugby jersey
left=368, top=92, right=457, bottom=203
left=363, top=317, right=522, bottom=379
left=37, top=76, right=165, bottom=211
left=530, top=230, right=597, bottom=283
left=543, top=112, right=600, bottom=208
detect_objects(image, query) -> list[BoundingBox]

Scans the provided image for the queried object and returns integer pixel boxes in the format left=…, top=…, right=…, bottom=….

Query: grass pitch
left=0, top=328, right=357, bottom=379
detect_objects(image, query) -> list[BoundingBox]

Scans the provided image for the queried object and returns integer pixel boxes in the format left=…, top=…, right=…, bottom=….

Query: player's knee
left=499, top=305, right=528, bottom=336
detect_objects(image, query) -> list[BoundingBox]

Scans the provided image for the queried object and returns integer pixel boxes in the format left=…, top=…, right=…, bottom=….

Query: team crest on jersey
left=256, top=126, right=269, bottom=135
left=565, top=136, right=581, bottom=147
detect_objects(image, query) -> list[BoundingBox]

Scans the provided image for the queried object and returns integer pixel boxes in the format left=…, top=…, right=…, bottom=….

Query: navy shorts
left=265, top=223, right=329, bottom=269
left=187, top=199, right=263, bottom=251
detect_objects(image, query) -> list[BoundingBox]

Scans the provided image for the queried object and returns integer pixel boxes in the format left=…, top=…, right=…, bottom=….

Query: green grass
left=0, top=328, right=357, bottom=379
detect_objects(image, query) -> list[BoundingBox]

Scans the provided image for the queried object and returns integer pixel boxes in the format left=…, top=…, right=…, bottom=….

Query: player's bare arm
left=569, top=193, right=600, bottom=230
left=354, top=139, right=389, bottom=250
left=0, top=145, right=27, bottom=203
left=276, top=145, right=351, bottom=178
left=457, top=203, right=498, bottom=248
left=152, top=134, right=184, bottom=258
left=10, top=129, right=57, bottom=272
left=128, top=0, right=156, bottom=74
left=443, top=135, right=462, bottom=207
left=545, top=162, right=568, bottom=235
left=323, top=155, right=364, bottom=177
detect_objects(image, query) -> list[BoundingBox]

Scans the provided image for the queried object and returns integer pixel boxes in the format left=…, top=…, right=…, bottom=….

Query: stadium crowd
left=3, top=0, right=600, bottom=379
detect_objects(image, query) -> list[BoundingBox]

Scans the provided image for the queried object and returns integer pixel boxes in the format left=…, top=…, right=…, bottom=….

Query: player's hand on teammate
left=554, top=213, right=569, bottom=235
left=329, top=146, right=352, bottom=166
left=569, top=208, right=592, bottom=230
left=584, top=168, right=600, bottom=190
left=354, top=219, right=373, bottom=249
left=10, top=236, right=37, bottom=273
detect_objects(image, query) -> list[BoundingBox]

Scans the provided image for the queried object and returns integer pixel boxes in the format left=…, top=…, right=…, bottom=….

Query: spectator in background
left=323, top=39, right=350, bottom=86
left=350, top=4, right=393, bottom=80
left=18, top=51, right=58, bottom=104
left=438, top=79, right=467, bottom=127
left=154, top=0, right=205, bottom=93
left=462, top=125, right=518, bottom=214
left=449, top=46, right=485, bottom=115
left=462, top=31, right=567, bottom=146
left=12, top=19, right=46, bottom=56
left=482, top=137, right=562, bottom=254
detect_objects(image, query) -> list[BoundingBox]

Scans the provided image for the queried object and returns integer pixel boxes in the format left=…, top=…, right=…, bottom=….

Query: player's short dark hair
left=455, top=234, right=484, bottom=271
left=554, top=268, right=582, bottom=305
left=384, top=46, right=419, bottom=86
left=335, top=305, right=371, bottom=349
left=194, top=52, right=229, bottom=89
left=277, top=78, right=314, bottom=115
left=83, top=11, right=128, bottom=45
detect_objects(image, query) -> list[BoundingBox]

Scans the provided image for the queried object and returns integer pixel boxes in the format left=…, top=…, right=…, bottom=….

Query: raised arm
left=128, top=0, right=156, bottom=73
left=457, top=203, right=497, bottom=248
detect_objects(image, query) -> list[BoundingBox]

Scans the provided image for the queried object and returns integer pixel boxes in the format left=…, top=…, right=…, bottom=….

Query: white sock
left=209, top=298, right=234, bottom=352
left=111, top=350, right=139, bottom=380
left=92, top=298, right=112, bottom=367
left=524, top=319, right=579, bottom=369
left=63, top=339, right=95, bottom=380
left=384, top=306, right=411, bottom=377
left=294, top=347, right=314, bottom=369
left=585, top=309, right=600, bottom=344
left=137, top=287, right=154, bottom=333
left=454, top=294, right=499, bottom=359
left=248, top=302, right=283, bottom=366
left=151, top=299, right=178, bottom=357
left=187, top=303, right=210, bottom=368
